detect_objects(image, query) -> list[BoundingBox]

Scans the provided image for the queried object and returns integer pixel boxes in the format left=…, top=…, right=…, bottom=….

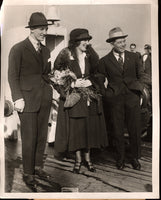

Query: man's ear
left=30, top=27, right=35, bottom=33
left=110, top=41, right=114, bottom=47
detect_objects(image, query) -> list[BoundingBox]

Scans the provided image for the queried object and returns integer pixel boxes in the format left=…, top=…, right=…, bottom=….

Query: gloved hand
left=14, top=98, right=25, bottom=113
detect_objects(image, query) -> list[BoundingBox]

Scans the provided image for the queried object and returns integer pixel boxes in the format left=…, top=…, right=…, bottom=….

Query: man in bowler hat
left=8, top=12, right=52, bottom=190
left=97, top=27, right=150, bottom=170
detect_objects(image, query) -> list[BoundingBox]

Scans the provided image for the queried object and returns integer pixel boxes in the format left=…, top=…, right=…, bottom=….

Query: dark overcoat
left=54, top=47, right=108, bottom=153
left=142, top=53, right=151, bottom=78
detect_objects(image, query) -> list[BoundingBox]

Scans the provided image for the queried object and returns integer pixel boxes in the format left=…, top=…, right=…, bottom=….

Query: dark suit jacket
left=97, top=50, right=148, bottom=98
left=136, top=51, right=142, bottom=60
left=142, top=53, right=151, bottom=78
left=8, top=37, right=52, bottom=112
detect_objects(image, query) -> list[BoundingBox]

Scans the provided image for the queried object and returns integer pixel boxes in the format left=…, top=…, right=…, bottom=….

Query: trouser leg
left=125, top=92, right=141, bottom=159
left=108, top=96, right=125, bottom=161
left=35, top=86, right=52, bottom=167
left=18, top=112, right=38, bottom=175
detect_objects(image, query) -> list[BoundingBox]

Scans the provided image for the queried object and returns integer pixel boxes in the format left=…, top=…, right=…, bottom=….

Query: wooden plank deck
left=5, top=139, right=152, bottom=193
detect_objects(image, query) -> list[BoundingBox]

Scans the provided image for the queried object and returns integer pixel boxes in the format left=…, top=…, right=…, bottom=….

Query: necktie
left=118, top=53, right=124, bottom=70
left=36, top=42, right=41, bottom=53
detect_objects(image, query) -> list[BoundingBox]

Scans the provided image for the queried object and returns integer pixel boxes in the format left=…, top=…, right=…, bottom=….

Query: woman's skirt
left=54, top=98, right=108, bottom=153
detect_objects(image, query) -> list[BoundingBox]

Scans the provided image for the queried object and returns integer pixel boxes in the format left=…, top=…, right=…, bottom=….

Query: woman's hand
left=74, top=78, right=92, bottom=88
left=82, top=79, right=92, bottom=87
left=74, top=78, right=84, bottom=87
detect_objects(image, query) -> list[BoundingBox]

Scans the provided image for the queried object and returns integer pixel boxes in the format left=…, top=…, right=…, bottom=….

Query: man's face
left=31, top=26, right=48, bottom=42
left=144, top=48, right=151, bottom=54
left=130, top=45, right=136, bottom=52
left=112, top=38, right=126, bottom=53
left=77, top=39, right=90, bottom=52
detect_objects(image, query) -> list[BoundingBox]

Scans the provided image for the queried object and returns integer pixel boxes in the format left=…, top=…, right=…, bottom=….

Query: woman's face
left=77, top=39, right=90, bottom=52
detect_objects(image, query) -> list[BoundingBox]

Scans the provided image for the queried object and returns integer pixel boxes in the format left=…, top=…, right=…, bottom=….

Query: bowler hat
left=106, top=27, right=128, bottom=43
left=25, top=12, right=51, bottom=28
left=69, top=28, right=92, bottom=42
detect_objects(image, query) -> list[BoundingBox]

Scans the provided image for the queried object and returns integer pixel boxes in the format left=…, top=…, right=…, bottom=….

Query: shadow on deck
left=5, top=139, right=152, bottom=193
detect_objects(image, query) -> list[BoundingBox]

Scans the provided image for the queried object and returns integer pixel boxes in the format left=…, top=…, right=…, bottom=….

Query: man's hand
left=14, top=98, right=25, bottom=113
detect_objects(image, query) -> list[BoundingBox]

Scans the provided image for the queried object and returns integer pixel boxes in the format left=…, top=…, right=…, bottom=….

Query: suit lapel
left=41, top=46, right=47, bottom=72
left=70, top=57, right=90, bottom=78
left=24, top=38, right=45, bottom=65
left=71, top=60, right=82, bottom=78
left=84, top=56, right=90, bottom=76
left=123, top=51, right=130, bottom=72
left=109, top=51, right=123, bottom=73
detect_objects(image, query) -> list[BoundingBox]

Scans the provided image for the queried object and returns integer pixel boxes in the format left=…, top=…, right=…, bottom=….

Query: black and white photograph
left=0, top=0, right=159, bottom=199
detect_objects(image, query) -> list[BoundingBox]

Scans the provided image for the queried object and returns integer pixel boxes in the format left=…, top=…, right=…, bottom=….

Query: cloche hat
left=69, top=28, right=92, bottom=42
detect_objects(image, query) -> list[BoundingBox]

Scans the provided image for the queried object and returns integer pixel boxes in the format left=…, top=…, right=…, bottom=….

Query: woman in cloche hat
left=52, top=28, right=108, bottom=174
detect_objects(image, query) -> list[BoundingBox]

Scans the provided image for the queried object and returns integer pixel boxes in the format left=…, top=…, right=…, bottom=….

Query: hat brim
left=144, top=46, right=151, bottom=50
left=25, top=23, right=52, bottom=28
left=74, top=35, right=92, bottom=42
left=106, top=35, right=128, bottom=43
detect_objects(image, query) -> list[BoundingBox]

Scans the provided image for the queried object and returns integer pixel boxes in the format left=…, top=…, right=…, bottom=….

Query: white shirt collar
left=29, top=35, right=40, bottom=51
left=79, top=52, right=86, bottom=58
left=78, top=52, right=86, bottom=75
left=113, top=50, right=125, bottom=62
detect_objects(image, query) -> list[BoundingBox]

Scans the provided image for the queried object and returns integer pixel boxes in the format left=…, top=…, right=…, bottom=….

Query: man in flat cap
left=97, top=27, right=150, bottom=170
left=142, top=44, right=151, bottom=79
left=8, top=12, right=52, bottom=191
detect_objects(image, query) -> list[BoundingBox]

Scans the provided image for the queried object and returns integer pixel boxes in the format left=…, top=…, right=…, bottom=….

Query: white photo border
left=0, top=0, right=159, bottom=199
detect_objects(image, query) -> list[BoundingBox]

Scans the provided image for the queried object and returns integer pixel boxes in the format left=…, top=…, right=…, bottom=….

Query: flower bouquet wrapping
left=49, top=68, right=101, bottom=108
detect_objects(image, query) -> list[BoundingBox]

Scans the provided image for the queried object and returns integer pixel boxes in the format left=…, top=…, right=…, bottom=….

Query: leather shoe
left=116, top=160, right=125, bottom=170
left=73, top=161, right=82, bottom=174
left=131, top=159, right=141, bottom=170
left=84, top=161, right=96, bottom=172
left=23, top=174, right=37, bottom=192
left=35, top=168, right=50, bottom=180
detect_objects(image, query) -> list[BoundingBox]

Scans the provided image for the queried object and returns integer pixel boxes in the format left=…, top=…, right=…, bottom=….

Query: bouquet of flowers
left=74, top=87, right=100, bottom=106
left=50, top=68, right=101, bottom=108
left=50, top=69, right=77, bottom=92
